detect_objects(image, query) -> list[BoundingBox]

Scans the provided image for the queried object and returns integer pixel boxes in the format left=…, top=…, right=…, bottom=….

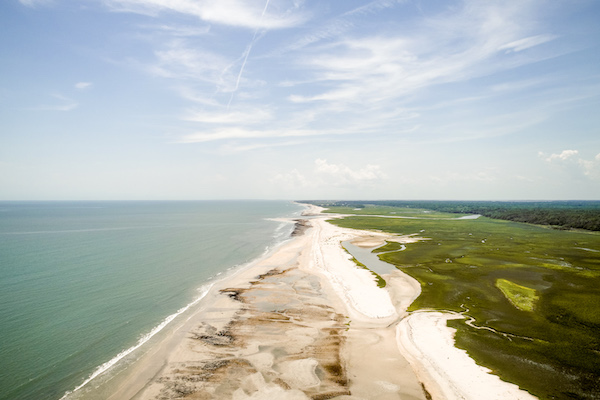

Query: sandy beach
left=90, top=204, right=536, bottom=400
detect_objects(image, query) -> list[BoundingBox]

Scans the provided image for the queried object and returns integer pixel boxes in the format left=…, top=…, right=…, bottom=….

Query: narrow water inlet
left=342, top=241, right=398, bottom=275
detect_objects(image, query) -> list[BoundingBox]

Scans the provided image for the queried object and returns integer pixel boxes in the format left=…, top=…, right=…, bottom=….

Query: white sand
left=307, top=216, right=398, bottom=322
left=308, top=206, right=537, bottom=400
left=397, top=311, right=536, bottom=400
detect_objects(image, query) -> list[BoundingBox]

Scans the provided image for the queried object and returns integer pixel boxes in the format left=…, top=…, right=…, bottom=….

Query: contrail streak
left=227, top=0, right=271, bottom=110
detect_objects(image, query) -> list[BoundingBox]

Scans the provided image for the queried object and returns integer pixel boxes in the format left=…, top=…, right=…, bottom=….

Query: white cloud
left=542, top=149, right=579, bottom=162
left=288, top=86, right=362, bottom=104
left=540, top=150, right=600, bottom=180
left=491, top=77, right=547, bottom=93
left=150, top=43, right=232, bottom=85
left=314, top=159, right=387, bottom=185
left=75, top=82, right=93, bottom=90
left=178, top=127, right=324, bottom=143
left=499, top=34, right=559, bottom=53
left=183, top=108, right=272, bottom=124
left=286, top=1, right=560, bottom=111
left=219, top=140, right=304, bottom=154
left=108, top=0, right=585, bottom=151
left=578, top=153, right=600, bottom=180
left=19, top=0, right=52, bottom=7
left=148, top=39, right=270, bottom=100
left=105, top=0, right=306, bottom=29
left=143, top=24, right=211, bottom=37
left=175, top=87, right=221, bottom=106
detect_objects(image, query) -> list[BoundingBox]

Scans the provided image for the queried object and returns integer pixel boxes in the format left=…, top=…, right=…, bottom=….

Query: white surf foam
left=60, top=284, right=213, bottom=399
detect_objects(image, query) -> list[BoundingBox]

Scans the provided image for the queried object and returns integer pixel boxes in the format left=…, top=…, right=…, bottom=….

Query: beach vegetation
left=322, top=204, right=600, bottom=399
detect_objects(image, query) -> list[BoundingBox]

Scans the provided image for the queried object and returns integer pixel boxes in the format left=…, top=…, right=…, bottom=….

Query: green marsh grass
left=327, top=208, right=600, bottom=399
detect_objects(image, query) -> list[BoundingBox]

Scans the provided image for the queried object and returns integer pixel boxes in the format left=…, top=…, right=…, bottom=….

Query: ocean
left=0, top=201, right=303, bottom=400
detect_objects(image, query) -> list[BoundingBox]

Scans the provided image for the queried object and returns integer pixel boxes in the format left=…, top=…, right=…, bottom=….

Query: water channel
left=342, top=241, right=403, bottom=275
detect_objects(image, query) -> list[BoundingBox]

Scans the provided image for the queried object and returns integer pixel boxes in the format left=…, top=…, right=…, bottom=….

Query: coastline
left=72, top=204, right=536, bottom=399
left=60, top=206, right=303, bottom=400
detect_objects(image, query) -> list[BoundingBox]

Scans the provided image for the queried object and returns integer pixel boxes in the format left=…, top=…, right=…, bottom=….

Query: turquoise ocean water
left=0, top=201, right=303, bottom=400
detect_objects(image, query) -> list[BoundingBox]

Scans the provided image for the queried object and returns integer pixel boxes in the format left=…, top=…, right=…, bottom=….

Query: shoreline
left=62, top=209, right=303, bottom=400
left=72, top=204, right=536, bottom=399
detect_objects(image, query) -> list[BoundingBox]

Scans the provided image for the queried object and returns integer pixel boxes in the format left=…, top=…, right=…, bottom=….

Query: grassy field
left=325, top=205, right=600, bottom=400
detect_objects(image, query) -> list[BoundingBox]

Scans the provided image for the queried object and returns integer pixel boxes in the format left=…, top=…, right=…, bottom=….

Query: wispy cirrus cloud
left=499, top=34, right=559, bottom=53
left=278, top=0, right=404, bottom=54
left=178, top=127, right=324, bottom=143
left=104, top=0, right=308, bottom=113
left=141, top=24, right=211, bottom=37
left=33, top=94, right=78, bottom=112
left=182, top=108, right=272, bottom=125
left=287, top=1, right=559, bottom=107
left=219, top=140, right=304, bottom=154
left=106, top=0, right=582, bottom=150
left=150, top=42, right=233, bottom=85
left=105, top=0, right=307, bottom=29
left=19, top=0, right=52, bottom=7
left=147, top=35, right=271, bottom=106
left=490, top=77, right=548, bottom=93
left=247, top=0, right=577, bottom=149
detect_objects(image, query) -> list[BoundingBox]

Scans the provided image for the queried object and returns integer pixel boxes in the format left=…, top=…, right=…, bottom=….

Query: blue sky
left=1, top=0, right=599, bottom=200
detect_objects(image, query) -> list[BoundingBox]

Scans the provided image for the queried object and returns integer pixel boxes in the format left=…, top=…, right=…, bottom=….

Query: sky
left=1, top=0, right=599, bottom=201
